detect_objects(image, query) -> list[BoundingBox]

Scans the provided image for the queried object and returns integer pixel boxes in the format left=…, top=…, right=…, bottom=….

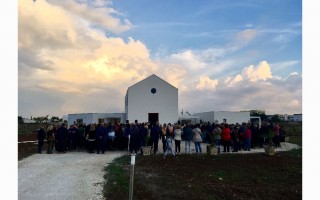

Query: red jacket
left=244, top=128, right=251, bottom=139
left=221, top=127, right=231, bottom=141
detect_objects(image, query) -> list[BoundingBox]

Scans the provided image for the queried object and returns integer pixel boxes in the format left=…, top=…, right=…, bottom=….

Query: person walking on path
left=37, top=125, right=46, bottom=154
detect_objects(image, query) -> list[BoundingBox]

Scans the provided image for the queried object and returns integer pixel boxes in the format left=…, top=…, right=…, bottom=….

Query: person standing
left=174, top=125, right=182, bottom=154
left=164, top=123, right=176, bottom=158
left=107, top=122, right=116, bottom=150
left=244, top=124, right=252, bottom=151
left=96, top=123, right=107, bottom=154
left=192, top=124, right=203, bottom=154
left=46, top=125, right=55, bottom=154
left=160, top=124, right=167, bottom=153
left=231, top=125, right=240, bottom=152
left=37, top=125, right=46, bottom=154
left=183, top=123, right=193, bottom=154
left=87, top=124, right=96, bottom=153
left=221, top=123, right=231, bottom=152
left=129, top=123, right=140, bottom=154
left=55, top=123, right=68, bottom=153
left=213, top=124, right=222, bottom=153
left=273, top=123, right=280, bottom=147
left=150, top=122, right=160, bottom=155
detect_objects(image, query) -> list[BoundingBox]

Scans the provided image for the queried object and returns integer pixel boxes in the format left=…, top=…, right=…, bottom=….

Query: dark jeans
left=151, top=138, right=159, bottom=154
left=96, top=138, right=106, bottom=153
left=232, top=139, right=239, bottom=152
left=38, top=140, right=44, bottom=153
left=222, top=140, right=230, bottom=152
left=175, top=140, right=181, bottom=153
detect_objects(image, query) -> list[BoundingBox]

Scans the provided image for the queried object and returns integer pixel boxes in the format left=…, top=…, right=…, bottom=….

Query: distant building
left=287, top=115, right=294, bottom=121
left=293, top=114, right=302, bottom=122
left=22, top=118, right=36, bottom=123
left=67, top=113, right=126, bottom=127
left=194, top=111, right=251, bottom=125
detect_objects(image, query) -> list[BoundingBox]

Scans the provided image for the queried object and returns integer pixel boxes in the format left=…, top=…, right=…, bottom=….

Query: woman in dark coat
left=55, top=123, right=68, bottom=153
left=46, top=125, right=55, bottom=154
left=87, top=125, right=96, bottom=153
left=129, top=123, right=140, bottom=154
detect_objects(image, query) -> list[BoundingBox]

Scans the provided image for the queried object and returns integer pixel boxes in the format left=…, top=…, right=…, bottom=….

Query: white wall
left=194, top=112, right=215, bottom=123
left=195, top=111, right=250, bottom=124
left=214, top=111, right=250, bottom=124
left=293, top=114, right=302, bottom=122
left=67, top=113, right=126, bottom=127
left=68, top=113, right=95, bottom=127
left=126, top=74, right=178, bottom=124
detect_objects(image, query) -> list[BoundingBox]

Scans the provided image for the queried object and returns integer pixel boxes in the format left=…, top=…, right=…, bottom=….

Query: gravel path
left=18, top=151, right=126, bottom=200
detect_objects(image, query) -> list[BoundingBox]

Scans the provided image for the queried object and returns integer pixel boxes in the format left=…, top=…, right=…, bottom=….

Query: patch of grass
left=103, top=156, right=130, bottom=199
left=288, top=136, right=302, bottom=147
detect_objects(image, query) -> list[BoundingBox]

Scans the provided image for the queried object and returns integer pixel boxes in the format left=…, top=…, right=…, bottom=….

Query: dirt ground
left=19, top=133, right=302, bottom=200
left=105, top=151, right=302, bottom=200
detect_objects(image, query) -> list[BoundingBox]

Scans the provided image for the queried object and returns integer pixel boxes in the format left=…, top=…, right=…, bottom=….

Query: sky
left=18, top=0, right=302, bottom=118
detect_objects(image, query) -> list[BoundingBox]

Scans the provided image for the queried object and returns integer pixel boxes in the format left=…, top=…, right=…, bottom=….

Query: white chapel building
left=66, top=74, right=178, bottom=126
left=65, top=74, right=251, bottom=126
left=125, top=74, right=178, bottom=124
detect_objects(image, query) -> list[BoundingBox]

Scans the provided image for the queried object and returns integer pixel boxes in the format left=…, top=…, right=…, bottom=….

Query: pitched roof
left=127, top=74, right=178, bottom=91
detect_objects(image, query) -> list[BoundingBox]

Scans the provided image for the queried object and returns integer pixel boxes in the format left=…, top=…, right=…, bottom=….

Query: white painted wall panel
left=195, top=111, right=250, bottom=124
left=127, top=75, right=178, bottom=124
left=214, top=111, right=250, bottom=124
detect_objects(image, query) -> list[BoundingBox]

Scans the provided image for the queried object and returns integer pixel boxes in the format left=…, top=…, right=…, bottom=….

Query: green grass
left=103, top=156, right=130, bottom=199
left=288, top=135, right=302, bottom=146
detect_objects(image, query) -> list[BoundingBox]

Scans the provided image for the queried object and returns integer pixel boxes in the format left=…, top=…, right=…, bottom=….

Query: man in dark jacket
left=129, top=123, right=140, bottom=154
left=150, top=122, right=160, bottom=154
left=183, top=123, right=193, bottom=154
left=55, top=123, right=68, bottom=153
left=96, top=123, right=107, bottom=154
left=37, top=125, right=46, bottom=154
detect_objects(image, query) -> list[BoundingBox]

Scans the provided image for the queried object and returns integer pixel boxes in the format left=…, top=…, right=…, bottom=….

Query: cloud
left=235, top=29, right=257, bottom=44
left=47, top=0, right=132, bottom=34
left=242, top=61, right=272, bottom=82
left=18, top=1, right=302, bottom=117
left=195, top=76, right=218, bottom=90
left=18, top=0, right=156, bottom=116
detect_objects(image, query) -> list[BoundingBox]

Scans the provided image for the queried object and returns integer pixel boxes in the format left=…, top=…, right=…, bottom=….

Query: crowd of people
left=37, top=120, right=286, bottom=156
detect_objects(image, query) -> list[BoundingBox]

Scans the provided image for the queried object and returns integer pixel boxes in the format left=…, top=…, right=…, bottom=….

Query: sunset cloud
left=242, top=61, right=273, bottom=82
left=18, top=0, right=302, bottom=117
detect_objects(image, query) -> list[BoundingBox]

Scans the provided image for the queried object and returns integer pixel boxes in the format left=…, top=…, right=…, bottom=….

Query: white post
left=128, top=135, right=130, bottom=152
left=129, top=154, right=136, bottom=200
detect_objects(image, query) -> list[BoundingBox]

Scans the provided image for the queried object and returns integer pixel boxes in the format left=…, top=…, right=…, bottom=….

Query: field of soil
left=104, top=151, right=302, bottom=200
left=18, top=130, right=302, bottom=200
